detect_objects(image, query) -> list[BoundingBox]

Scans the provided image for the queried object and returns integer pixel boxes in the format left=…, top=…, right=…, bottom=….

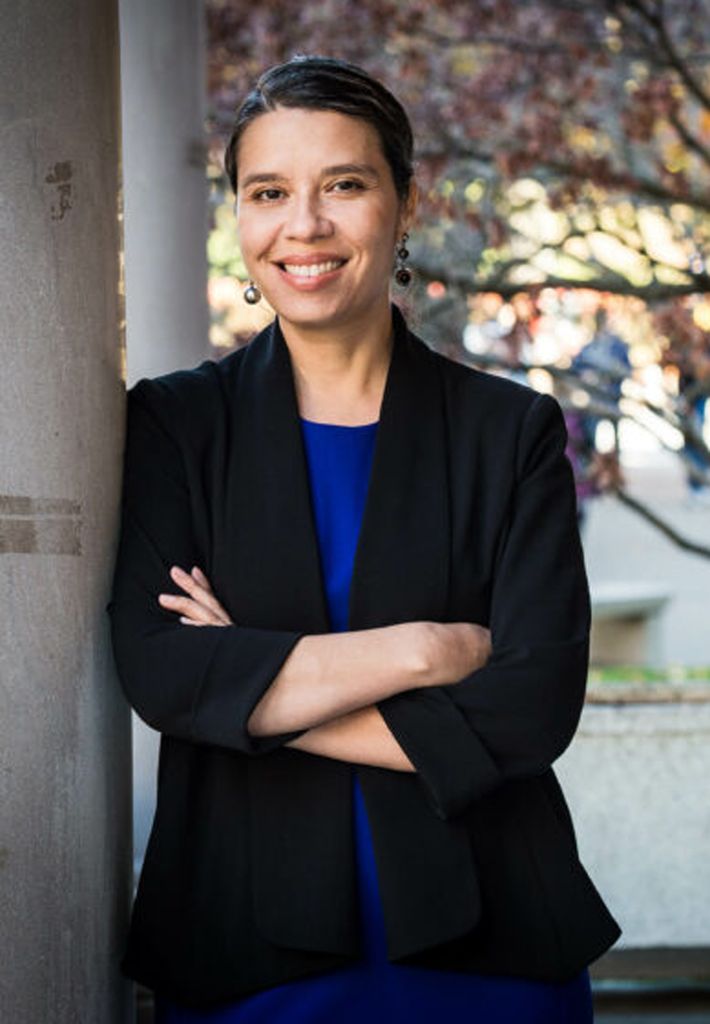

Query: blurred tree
left=205, top=0, right=710, bottom=552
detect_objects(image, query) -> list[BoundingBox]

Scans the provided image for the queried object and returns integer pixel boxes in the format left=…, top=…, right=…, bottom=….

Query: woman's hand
left=158, top=565, right=233, bottom=626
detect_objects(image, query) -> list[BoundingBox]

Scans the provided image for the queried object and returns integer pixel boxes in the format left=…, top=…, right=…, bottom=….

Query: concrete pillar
left=118, top=0, right=210, bottom=876
left=0, top=1, right=132, bottom=1022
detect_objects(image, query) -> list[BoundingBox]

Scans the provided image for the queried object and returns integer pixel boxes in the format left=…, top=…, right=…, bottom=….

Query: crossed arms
left=108, top=380, right=589, bottom=820
left=158, top=564, right=491, bottom=771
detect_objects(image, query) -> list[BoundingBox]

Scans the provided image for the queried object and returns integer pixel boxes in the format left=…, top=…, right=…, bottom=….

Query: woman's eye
left=330, top=179, right=365, bottom=194
left=252, top=187, right=285, bottom=202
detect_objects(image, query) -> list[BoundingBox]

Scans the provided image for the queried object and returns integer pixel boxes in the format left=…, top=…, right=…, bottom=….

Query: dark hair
left=224, top=55, right=414, bottom=202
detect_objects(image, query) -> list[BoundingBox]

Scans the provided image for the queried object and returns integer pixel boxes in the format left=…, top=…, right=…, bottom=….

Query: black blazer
left=108, top=305, right=620, bottom=1009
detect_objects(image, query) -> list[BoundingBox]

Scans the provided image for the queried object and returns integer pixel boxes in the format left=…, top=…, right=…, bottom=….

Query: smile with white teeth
left=281, top=260, right=345, bottom=277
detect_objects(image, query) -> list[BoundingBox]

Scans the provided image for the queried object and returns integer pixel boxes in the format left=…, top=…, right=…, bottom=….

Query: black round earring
left=243, top=280, right=262, bottom=305
left=394, top=233, right=412, bottom=287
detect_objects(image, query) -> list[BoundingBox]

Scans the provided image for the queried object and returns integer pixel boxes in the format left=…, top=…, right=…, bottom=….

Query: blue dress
left=155, top=417, right=593, bottom=1024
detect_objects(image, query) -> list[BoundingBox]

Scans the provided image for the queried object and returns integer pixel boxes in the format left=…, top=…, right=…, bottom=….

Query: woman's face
left=234, top=106, right=413, bottom=335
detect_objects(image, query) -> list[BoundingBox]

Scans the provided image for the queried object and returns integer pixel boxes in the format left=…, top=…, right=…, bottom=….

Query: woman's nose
left=284, top=192, right=332, bottom=240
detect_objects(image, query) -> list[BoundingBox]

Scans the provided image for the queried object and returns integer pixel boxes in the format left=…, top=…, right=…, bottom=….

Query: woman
left=109, top=56, right=620, bottom=1022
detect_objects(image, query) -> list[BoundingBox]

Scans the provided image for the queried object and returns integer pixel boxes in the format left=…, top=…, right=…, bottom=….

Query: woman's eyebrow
left=321, top=163, right=380, bottom=179
left=240, top=163, right=380, bottom=190
left=240, top=171, right=285, bottom=190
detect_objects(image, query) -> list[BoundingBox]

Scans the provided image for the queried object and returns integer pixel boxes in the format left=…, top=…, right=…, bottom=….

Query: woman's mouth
left=273, top=257, right=348, bottom=288
left=281, top=259, right=346, bottom=278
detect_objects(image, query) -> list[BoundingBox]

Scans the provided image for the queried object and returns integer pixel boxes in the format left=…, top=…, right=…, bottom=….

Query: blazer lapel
left=349, top=304, right=450, bottom=630
left=226, top=317, right=358, bottom=954
left=222, top=316, right=330, bottom=633
left=350, top=307, right=482, bottom=959
left=229, top=307, right=480, bottom=959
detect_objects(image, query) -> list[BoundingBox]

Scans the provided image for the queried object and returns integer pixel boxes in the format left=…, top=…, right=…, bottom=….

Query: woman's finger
left=168, top=565, right=232, bottom=625
left=169, top=565, right=211, bottom=603
left=190, top=566, right=212, bottom=590
left=189, top=566, right=230, bottom=622
left=158, top=592, right=224, bottom=626
left=179, top=565, right=231, bottom=623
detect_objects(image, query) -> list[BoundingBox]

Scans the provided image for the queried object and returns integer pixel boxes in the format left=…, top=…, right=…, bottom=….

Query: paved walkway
left=597, top=1016, right=710, bottom=1023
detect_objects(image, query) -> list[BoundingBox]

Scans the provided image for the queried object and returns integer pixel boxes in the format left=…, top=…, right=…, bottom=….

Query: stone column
left=118, top=0, right=210, bottom=878
left=0, top=1, right=132, bottom=1023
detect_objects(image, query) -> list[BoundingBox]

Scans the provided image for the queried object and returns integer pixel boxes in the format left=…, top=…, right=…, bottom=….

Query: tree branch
left=668, top=109, right=710, bottom=169
left=418, top=136, right=710, bottom=212
left=469, top=272, right=708, bottom=301
left=612, top=0, right=710, bottom=110
left=614, top=486, right=710, bottom=558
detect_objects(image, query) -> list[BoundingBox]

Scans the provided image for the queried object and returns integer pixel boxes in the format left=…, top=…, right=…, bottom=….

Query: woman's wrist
left=286, top=705, right=415, bottom=772
left=395, top=621, right=457, bottom=689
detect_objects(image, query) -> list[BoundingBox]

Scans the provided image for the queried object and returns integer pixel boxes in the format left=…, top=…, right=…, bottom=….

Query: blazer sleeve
left=107, top=377, right=306, bottom=755
left=377, top=392, right=590, bottom=819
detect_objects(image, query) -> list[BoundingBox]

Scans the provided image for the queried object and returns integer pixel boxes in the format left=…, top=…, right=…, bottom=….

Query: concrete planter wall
left=556, top=683, right=710, bottom=951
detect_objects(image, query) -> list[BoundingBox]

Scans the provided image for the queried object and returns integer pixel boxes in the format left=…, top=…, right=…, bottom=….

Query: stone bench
left=590, top=582, right=671, bottom=668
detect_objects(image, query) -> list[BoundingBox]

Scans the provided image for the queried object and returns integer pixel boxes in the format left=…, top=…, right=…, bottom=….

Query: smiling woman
left=109, top=55, right=619, bottom=1023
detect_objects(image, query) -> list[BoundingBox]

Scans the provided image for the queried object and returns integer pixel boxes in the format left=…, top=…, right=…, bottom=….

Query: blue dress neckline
left=299, top=416, right=379, bottom=430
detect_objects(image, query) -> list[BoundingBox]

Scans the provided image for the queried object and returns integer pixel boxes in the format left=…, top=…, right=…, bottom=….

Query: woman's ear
left=398, top=180, right=419, bottom=237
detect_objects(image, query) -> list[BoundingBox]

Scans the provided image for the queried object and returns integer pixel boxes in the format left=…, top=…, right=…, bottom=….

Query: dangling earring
left=394, top=233, right=412, bottom=287
left=243, top=280, right=262, bottom=305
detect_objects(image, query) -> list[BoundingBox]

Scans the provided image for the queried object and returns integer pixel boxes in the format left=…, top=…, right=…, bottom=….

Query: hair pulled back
left=224, top=55, right=414, bottom=202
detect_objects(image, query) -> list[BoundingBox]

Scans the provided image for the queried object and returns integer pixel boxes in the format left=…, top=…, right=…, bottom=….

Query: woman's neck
left=280, top=306, right=393, bottom=426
